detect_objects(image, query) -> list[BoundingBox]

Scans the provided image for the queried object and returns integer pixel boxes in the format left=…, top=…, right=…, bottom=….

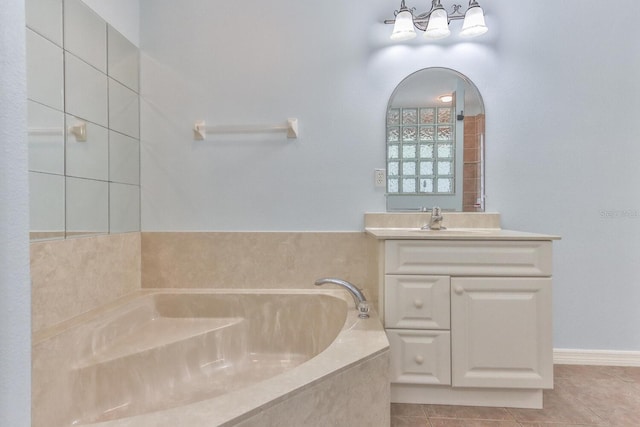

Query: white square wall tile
left=65, top=115, right=109, bottom=181
left=66, top=177, right=109, bottom=234
left=26, top=0, right=63, bottom=47
left=110, top=183, right=140, bottom=233
left=109, top=78, right=139, bottom=138
left=29, top=172, right=65, bottom=233
left=26, top=29, right=64, bottom=110
left=63, top=0, right=107, bottom=72
left=109, top=131, right=140, bottom=185
left=65, top=53, right=108, bottom=127
left=28, top=101, right=65, bottom=175
left=108, top=25, right=139, bottom=92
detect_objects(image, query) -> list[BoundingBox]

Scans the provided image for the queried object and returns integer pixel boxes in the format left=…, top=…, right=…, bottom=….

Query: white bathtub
left=32, top=289, right=390, bottom=426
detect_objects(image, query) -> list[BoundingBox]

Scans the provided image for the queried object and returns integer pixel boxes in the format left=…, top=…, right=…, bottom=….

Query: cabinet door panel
left=451, top=277, right=552, bottom=389
left=387, top=330, right=451, bottom=385
left=385, top=275, right=450, bottom=329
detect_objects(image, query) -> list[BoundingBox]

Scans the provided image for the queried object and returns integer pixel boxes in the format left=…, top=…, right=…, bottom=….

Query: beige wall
left=31, top=232, right=379, bottom=333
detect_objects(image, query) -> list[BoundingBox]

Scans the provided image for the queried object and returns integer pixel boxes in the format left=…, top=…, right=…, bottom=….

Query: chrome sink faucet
left=314, top=278, right=370, bottom=318
left=421, top=206, right=446, bottom=230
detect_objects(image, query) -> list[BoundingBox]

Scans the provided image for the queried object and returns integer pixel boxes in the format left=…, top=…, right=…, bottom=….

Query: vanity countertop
left=365, top=227, right=561, bottom=241
left=364, top=212, right=560, bottom=241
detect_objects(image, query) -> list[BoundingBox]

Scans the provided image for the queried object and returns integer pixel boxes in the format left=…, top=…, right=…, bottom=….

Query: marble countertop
left=364, top=212, right=560, bottom=241
left=365, top=227, right=561, bottom=241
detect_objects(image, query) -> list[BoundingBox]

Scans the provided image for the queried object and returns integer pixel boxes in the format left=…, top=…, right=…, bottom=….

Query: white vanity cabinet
left=377, top=236, right=557, bottom=409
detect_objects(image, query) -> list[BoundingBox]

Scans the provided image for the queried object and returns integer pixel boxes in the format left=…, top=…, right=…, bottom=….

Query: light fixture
left=460, top=0, right=488, bottom=37
left=385, top=0, right=488, bottom=41
left=424, top=2, right=450, bottom=40
left=390, top=0, right=417, bottom=41
left=439, top=94, right=453, bottom=103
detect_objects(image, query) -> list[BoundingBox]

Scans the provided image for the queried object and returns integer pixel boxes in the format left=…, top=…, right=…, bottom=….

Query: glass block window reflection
left=386, top=107, right=455, bottom=194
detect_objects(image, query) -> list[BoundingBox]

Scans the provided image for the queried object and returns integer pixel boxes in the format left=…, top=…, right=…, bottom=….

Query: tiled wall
left=463, top=114, right=485, bottom=211
left=27, top=0, right=140, bottom=240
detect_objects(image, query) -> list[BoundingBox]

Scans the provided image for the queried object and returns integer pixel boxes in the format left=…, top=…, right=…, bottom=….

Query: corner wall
left=0, top=1, right=31, bottom=424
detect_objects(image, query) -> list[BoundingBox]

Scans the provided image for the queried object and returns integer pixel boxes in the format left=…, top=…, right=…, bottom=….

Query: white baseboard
left=554, top=348, right=640, bottom=367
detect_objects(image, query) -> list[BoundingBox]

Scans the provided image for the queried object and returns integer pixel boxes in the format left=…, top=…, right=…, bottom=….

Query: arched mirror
left=386, top=68, right=485, bottom=212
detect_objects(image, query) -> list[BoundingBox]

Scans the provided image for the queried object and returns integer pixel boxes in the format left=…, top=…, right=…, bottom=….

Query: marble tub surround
left=235, top=351, right=390, bottom=427
left=32, top=289, right=390, bottom=427
left=364, top=212, right=501, bottom=230
left=141, top=232, right=379, bottom=303
left=30, top=232, right=141, bottom=333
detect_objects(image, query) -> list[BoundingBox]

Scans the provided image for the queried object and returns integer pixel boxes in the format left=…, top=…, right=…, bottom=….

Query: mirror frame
left=385, top=67, right=485, bottom=212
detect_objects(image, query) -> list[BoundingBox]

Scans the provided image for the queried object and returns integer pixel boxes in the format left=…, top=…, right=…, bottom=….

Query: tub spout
left=314, top=278, right=370, bottom=319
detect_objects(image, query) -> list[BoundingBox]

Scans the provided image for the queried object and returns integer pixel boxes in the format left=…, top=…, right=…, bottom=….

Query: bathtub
left=32, top=289, right=390, bottom=427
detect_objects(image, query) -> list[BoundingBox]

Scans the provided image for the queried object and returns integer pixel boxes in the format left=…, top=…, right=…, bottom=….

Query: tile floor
left=391, top=365, right=640, bottom=427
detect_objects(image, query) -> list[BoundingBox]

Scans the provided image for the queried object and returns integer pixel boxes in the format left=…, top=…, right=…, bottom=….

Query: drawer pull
left=454, top=286, right=464, bottom=295
left=413, top=299, right=424, bottom=309
left=415, top=355, right=424, bottom=365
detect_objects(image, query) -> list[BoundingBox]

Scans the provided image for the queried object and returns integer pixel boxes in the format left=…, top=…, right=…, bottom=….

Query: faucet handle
left=357, top=301, right=370, bottom=319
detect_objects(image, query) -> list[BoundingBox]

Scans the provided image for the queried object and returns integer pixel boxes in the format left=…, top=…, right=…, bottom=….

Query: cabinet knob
left=454, top=286, right=464, bottom=295
left=413, top=299, right=424, bottom=309
left=415, top=355, right=424, bottom=365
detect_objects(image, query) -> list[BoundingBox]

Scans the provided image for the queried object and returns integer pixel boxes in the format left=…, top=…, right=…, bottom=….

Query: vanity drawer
left=385, top=275, right=450, bottom=329
left=385, top=240, right=552, bottom=276
left=387, top=329, right=451, bottom=385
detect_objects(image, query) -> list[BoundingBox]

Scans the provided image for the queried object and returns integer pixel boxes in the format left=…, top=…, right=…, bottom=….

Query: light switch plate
left=374, top=169, right=386, bottom=187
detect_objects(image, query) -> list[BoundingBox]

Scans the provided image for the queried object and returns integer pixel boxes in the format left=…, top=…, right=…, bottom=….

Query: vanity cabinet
left=380, top=238, right=555, bottom=409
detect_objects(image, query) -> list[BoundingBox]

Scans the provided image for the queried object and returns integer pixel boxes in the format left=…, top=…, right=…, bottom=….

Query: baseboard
left=554, top=348, right=640, bottom=367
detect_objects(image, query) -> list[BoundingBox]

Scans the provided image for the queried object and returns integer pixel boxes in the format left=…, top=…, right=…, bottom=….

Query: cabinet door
left=385, top=275, right=450, bottom=329
left=451, top=277, right=552, bottom=389
left=387, top=329, right=451, bottom=385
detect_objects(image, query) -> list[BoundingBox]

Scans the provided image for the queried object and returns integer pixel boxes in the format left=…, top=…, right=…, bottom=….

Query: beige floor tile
left=518, top=423, right=603, bottom=427
left=507, top=378, right=605, bottom=424
left=555, top=372, right=640, bottom=425
left=391, top=416, right=430, bottom=427
left=428, top=420, right=520, bottom=427
left=392, top=403, right=427, bottom=418
left=424, top=405, right=515, bottom=421
left=391, top=366, right=640, bottom=427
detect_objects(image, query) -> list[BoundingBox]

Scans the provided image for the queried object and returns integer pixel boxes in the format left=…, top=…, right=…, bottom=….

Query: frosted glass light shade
left=460, top=5, right=488, bottom=37
left=424, top=8, right=450, bottom=40
left=390, top=10, right=417, bottom=41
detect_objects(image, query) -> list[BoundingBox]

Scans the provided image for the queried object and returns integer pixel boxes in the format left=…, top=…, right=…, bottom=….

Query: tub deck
left=32, top=289, right=390, bottom=427
left=77, top=316, right=245, bottom=367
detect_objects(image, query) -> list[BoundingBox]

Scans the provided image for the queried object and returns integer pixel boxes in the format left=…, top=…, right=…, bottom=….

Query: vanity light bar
left=385, top=0, right=488, bottom=41
left=193, top=118, right=299, bottom=140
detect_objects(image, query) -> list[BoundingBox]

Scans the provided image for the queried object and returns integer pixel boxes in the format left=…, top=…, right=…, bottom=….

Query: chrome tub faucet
left=314, top=278, right=370, bottom=318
